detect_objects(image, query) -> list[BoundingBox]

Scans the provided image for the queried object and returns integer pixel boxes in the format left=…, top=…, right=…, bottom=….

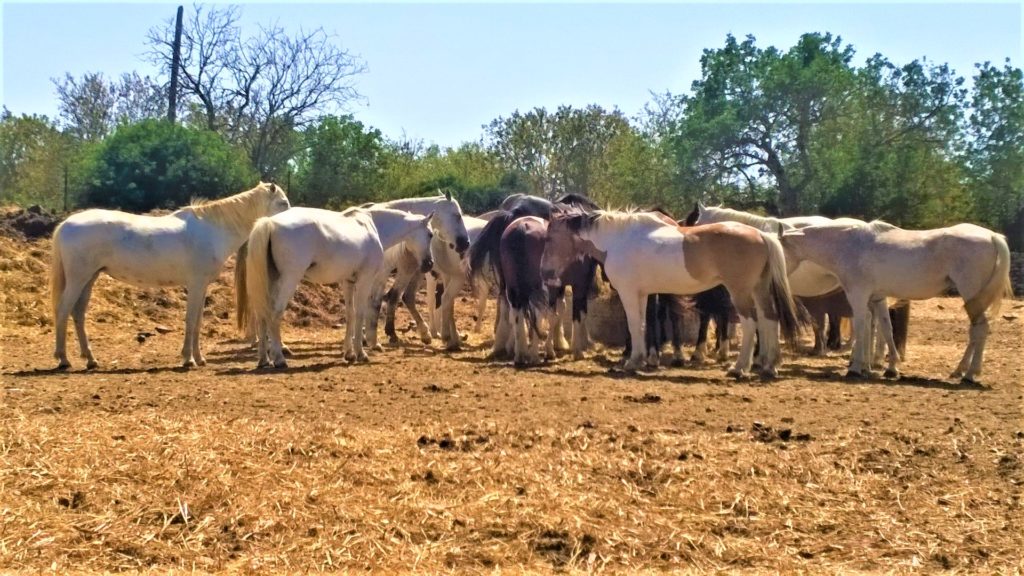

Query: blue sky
left=2, top=2, right=1022, bottom=148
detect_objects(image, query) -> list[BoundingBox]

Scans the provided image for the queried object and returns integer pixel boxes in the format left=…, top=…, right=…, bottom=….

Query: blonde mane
left=702, top=206, right=794, bottom=231
left=865, top=220, right=898, bottom=233
left=591, top=210, right=673, bottom=234
left=183, top=182, right=276, bottom=235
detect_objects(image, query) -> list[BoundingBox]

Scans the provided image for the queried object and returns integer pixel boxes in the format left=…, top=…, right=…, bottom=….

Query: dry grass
left=1, top=233, right=1023, bottom=574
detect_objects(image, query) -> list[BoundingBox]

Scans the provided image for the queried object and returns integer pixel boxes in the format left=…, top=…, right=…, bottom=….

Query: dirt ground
left=1, top=231, right=1022, bottom=574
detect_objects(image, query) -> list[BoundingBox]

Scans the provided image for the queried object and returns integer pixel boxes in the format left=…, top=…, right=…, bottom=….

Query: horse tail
left=244, top=218, right=278, bottom=332
left=760, top=230, right=802, bottom=347
left=234, top=242, right=250, bottom=334
left=889, top=299, right=911, bottom=358
left=468, top=211, right=512, bottom=283
left=50, top=221, right=68, bottom=323
left=969, top=232, right=1014, bottom=319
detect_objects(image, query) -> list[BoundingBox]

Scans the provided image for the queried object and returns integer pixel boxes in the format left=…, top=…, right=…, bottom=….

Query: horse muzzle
left=454, top=236, right=470, bottom=256
left=420, top=257, right=434, bottom=273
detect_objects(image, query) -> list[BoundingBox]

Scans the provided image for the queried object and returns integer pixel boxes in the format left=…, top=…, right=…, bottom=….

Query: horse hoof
left=85, top=360, right=99, bottom=370
left=445, top=343, right=462, bottom=352
left=55, top=361, right=71, bottom=371
left=257, top=360, right=272, bottom=369
left=373, top=344, right=384, bottom=352
left=845, top=369, right=869, bottom=380
left=670, top=358, right=685, bottom=368
left=759, top=368, right=779, bottom=380
left=726, top=368, right=747, bottom=380
left=959, top=376, right=982, bottom=387
left=182, top=360, right=197, bottom=369
left=420, top=335, right=432, bottom=345
left=273, top=360, right=288, bottom=369
left=883, top=368, right=900, bottom=379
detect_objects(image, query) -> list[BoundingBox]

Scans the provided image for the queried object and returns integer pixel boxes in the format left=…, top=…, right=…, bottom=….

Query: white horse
left=690, top=203, right=905, bottom=359
left=542, top=211, right=801, bottom=377
left=373, top=191, right=471, bottom=350
left=424, top=214, right=493, bottom=340
left=780, top=220, right=1013, bottom=383
left=49, top=182, right=290, bottom=369
left=242, top=206, right=433, bottom=368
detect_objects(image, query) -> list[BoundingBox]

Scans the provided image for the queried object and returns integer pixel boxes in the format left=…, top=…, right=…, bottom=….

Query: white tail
left=244, top=218, right=278, bottom=334
left=50, top=221, right=67, bottom=325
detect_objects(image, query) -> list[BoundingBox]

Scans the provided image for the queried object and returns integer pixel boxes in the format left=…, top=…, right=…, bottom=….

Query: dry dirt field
left=1, top=230, right=1023, bottom=574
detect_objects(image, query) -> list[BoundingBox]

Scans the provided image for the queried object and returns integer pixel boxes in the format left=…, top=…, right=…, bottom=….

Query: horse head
left=540, top=211, right=592, bottom=287
left=411, top=213, right=435, bottom=273
left=260, top=182, right=291, bottom=216
left=434, top=190, right=470, bottom=257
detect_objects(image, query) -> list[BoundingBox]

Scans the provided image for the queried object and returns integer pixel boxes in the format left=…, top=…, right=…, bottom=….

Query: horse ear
left=443, top=189, right=452, bottom=201
left=697, top=200, right=706, bottom=212
left=423, top=212, right=434, bottom=226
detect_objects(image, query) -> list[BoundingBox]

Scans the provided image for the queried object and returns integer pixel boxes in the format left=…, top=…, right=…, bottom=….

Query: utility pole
left=168, top=5, right=184, bottom=121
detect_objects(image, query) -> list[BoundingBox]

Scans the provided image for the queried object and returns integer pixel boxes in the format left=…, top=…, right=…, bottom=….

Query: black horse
left=469, top=193, right=600, bottom=360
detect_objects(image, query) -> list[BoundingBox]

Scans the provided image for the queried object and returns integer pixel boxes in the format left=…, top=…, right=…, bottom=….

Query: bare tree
left=53, top=72, right=165, bottom=141
left=146, top=4, right=367, bottom=176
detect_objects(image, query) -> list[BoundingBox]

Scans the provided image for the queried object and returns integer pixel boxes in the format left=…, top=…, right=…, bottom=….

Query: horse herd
left=47, top=182, right=1013, bottom=384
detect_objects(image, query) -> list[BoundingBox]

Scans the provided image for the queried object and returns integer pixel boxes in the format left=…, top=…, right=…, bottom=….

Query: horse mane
left=588, top=210, right=671, bottom=234
left=703, top=206, right=786, bottom=230
left=185, top=182, right=275, bottom=236
left=866, top=220, right=898, bottom=233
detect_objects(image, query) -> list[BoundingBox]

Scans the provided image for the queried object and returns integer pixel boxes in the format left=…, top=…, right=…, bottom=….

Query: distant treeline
left=1, top=19, right=1021, bottom=247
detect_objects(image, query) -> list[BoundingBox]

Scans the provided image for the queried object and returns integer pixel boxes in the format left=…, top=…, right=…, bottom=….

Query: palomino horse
left=50, top=182, right=290, bottom=369
left=688, top=203, right=909, bottom=359
left=374, top=191, right=470, bottom=350
left=541, top=211, right=801, bottom=377
left=242, top=207, right=433, bottom=368
left=780, top=221, right=1013, bottom=383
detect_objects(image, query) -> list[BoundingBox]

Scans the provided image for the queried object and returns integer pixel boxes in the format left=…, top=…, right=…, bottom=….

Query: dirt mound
left=0, top=233, right=355, bottom=331
left=0, top=205, right=61, bottom=240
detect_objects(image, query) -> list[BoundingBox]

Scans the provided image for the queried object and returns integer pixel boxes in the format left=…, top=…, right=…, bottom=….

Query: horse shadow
left=8, top=364, right=203, bottom=377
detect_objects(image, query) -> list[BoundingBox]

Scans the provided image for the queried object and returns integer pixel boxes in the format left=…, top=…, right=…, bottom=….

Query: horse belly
left=606, top=249, right=706, bottom=295
left=789, top=261, right=841, bottom=297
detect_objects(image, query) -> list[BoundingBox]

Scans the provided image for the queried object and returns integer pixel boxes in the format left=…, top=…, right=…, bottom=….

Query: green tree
left=83, top=119, right=256, bottom=212
left=966, top=60, right=1024, bottom=248
left=0, top=109, right=81, bottom=210
left=485, top=105, right=630, bottom=199
left=293, top=115, right=385, bottom=207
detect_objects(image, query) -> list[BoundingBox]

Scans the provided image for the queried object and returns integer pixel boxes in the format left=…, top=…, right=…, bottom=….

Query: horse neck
left=381, top=196, right=440, bottom=216
left=370, top=211, right=420, bottom=249
left=191, top=189, right=265, bottom=242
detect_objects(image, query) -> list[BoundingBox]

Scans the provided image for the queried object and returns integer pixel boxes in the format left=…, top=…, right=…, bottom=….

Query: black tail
left=468, top=210, right=513, bottom=284
left=890, top=300, right=911, bottom=358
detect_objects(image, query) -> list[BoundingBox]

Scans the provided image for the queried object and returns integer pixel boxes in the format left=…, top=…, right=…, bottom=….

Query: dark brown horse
left=497, top=216, right=550, bottom=365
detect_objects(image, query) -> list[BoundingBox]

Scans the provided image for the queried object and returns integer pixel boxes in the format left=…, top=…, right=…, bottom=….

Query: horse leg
left=644, top=296, right=662, bottom=369
left=267, top=274, right=301, bottom=368
left=190, top=283, right=212, bottom=367
left=570, top=287, right=590, bottom=360
left=54, top=270, right=95, bottom=370
left=441, top=272, right=466, bottom=351
left=425, top=273, right=442, bottom=339
left=70, top=273, right=100, bottom=369
left=727, top=294, right=757, bottom=379
left=810, top=309, right=827, bottom=356
left=870, top=298, right=900, bottom=378
left=490, top=296, right=512, bottom=359
left=752, top=291, right=781, bottom=379
left=826, top=311, right=843, bottom=351
left=619, top=291, right=647, bottom=372
left=715, top=311, right=731, bottom=363
left=692, top=312, right=709, bottom=364
left=181, top=283, right=208, bottom=368
left=846, top=295, right=873, bottom=378
left=552, top=289, right=570, bottom=353
left=960, top=315, right=989, bottom=384
left=472, top=278, right=489, bottom=334
left=512, top=306, right=529, bottom=366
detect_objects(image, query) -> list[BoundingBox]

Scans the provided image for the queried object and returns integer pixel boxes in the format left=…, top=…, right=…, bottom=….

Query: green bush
left=84, top=119, right=256, bottom=212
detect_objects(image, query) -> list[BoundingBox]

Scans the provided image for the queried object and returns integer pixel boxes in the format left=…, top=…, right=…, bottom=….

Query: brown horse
left=541, top=211, right=801, bottom=377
